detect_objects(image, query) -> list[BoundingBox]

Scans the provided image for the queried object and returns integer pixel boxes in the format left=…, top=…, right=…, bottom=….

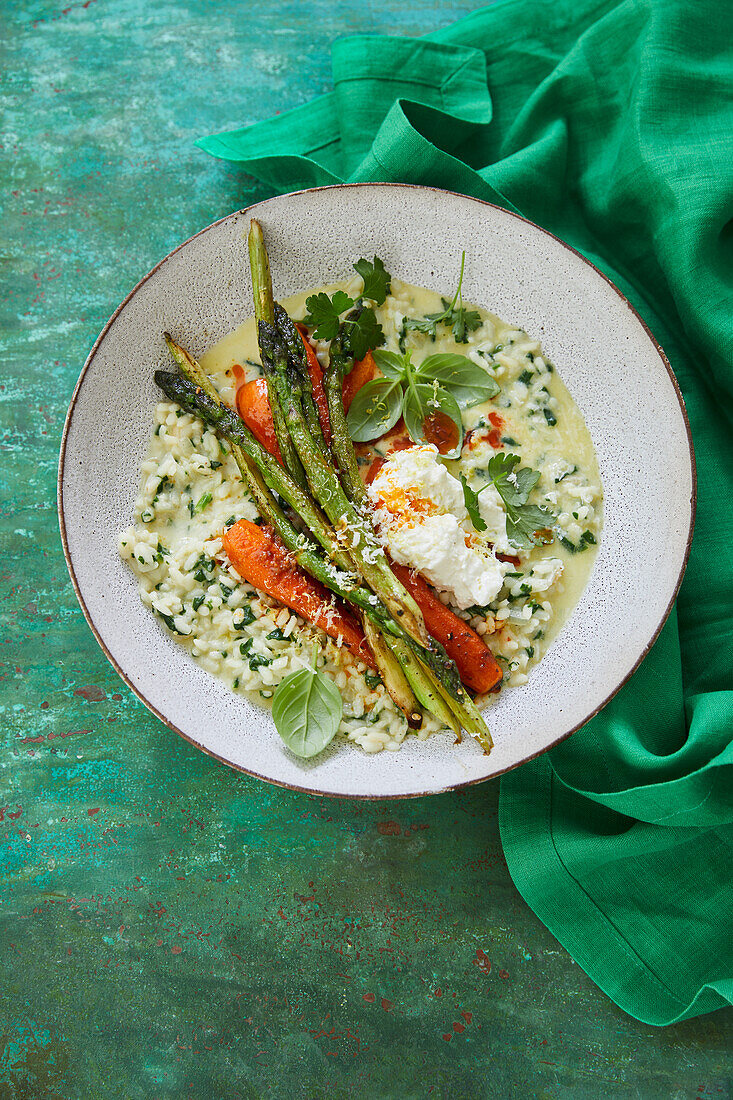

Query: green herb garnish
left=460, top=453, right=556, bottom=549
left=303, top=291, right=384, bottom=360
left=347, top=347, right=497, bottom=455
left=402, top=252, right=482, bottom=344
left=353, top=256, right=391, bottom=304
left=302, top=256, right=390, bottom=357
left=191, top=553, right=215, bottom=582
left=561, top=529, right=597, bottom=553
left=155, top=610, right=189, bottom=637
left=271, top=646, right=343, bottom=759
left=248, top=653, right=271, bottom=671
left=237, top=605, right=256, bottom=627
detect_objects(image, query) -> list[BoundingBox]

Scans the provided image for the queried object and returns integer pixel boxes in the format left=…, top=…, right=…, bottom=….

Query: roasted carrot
left=295, top=324, right=331, bottom=443
left=236, top=378, right=282, bottom=462
left=223, top=519, right=376, bottom=669
left=390, top=563, right=503, bottom=694
left=365, top=456, right=386, bottom=485
left=343, top=350, right=377, bottom=412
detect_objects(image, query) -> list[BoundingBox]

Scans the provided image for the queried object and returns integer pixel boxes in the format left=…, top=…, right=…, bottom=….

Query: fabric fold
left=331, top=36, right=493, bottom=177
left=500, top=759, right=733, bottom=1025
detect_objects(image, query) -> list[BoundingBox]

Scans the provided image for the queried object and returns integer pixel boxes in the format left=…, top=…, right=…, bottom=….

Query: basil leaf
left=346, top=378, right=404, bottom=442
left=459, top=474, right=488, bottom=532
left=403, top=383, right=463, bottom=458
left=271, top=664, right=343, bottom=759
left=373, top=349, right=407, bottom=380
left=415, top=353, right=500, bottom=407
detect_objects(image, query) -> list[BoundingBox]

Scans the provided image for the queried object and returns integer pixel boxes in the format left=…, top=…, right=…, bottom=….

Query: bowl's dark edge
left=58, top=182, right=697, bottom=801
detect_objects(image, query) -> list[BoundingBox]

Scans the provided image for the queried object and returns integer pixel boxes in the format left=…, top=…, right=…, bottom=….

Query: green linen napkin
left=198, top=0, right=733, bottom=1025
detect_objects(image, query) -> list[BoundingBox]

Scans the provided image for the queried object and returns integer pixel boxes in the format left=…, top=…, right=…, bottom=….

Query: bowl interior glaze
left=59, top=185, right=695, bottom=798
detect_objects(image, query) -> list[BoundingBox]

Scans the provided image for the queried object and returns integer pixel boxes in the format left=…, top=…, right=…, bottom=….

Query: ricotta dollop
left=366, top=445, right=510, bottom=609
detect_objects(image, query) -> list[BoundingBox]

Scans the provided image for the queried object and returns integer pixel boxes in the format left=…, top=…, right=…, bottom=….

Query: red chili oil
left=423, top=410, right=460, bottom=455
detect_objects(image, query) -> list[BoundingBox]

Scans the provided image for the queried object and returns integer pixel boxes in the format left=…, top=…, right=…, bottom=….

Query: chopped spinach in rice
left=120, top=273, right=603, bottom=753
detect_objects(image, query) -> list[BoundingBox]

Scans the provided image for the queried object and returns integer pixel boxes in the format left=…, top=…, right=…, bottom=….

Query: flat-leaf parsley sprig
left=302, top=256, right=391, bottom=360
left=460, top=452, right=556, bottom=550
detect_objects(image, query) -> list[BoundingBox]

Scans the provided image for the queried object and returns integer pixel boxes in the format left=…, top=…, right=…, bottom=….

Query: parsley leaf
left=402, top=313, right=440, bottom=340
left=450, top=303, right=482, bottom=343
left=487, top=454, right=540, bottom=509
left=460, top=453, right=556, bottom=549
left=459, top=474, right=487, bottom=532
left=353, top=256, right=391, bottom=305
left=303, top=290, right=384, bottom=360
left=506, top=504, right=553, bottom=549
left=346, top=307, right=385, bottom=361
left=487, top=453, right=555, bottom=550
left=303, top=290, right=355, bottom=341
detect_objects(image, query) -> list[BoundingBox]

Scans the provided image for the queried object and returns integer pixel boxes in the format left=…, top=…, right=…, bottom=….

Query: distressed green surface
left=2, top=0, right=732, bottom=1096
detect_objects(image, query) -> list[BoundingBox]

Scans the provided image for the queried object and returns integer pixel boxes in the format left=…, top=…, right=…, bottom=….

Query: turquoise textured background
left=2, top=0, right=732, bottom=1095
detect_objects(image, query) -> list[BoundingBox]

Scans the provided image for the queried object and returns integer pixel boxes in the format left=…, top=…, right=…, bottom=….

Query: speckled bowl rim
left=58, top=182, right=697, bottom=800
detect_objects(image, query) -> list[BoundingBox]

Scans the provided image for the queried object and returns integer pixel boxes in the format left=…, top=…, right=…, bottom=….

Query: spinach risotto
left=119, top=229, right=603, bottom=757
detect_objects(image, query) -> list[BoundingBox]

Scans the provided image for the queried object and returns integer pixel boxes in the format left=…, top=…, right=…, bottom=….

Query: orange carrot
left=295, top=324, right=331, bottom=443
left=236, top=378, right=282, bottom=462
left=390, top=563, right=503, bottom=693
left=223, top=519, right=376, bottom=669
left=343, top=350, right=377, bottom=412
left=236, top=338, right=375, bottom=459
left=365, top=456, right=386, bottom=485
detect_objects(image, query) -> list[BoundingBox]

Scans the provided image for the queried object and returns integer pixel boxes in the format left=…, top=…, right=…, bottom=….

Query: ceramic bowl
left=58, top=184, right=695, bottom=798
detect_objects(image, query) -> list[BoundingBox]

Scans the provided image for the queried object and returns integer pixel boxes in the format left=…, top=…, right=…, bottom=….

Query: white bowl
left=58, top=184, right=695, bottom=798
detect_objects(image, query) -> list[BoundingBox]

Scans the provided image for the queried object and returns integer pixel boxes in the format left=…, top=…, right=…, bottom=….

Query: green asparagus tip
left=248, top=220, right=275, bottom=326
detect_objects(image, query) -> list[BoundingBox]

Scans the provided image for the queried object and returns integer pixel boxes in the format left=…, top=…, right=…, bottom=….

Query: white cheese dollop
left=366, top=444, right=511, bottom=610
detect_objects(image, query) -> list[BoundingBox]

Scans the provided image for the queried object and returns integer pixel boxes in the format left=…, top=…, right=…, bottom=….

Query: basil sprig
left=346, top=349, right=498, bottom=457
left=271, top=647, right=343, bottom=759
left=460, top=453, right=556, bottom=549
